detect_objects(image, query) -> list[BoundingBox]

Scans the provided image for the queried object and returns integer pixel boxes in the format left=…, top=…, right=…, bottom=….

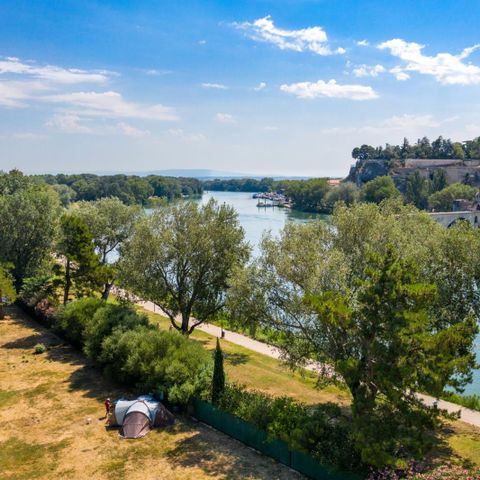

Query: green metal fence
left=192, top=400, right=361, bottom=480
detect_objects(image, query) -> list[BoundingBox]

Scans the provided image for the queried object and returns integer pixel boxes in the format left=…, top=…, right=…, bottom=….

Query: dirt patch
left=0, top=306, right=303, bottom=480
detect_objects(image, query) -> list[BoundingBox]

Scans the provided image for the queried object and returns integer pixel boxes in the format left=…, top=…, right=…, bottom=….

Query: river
left=199, top=190, right=480, bottom=396
left=199, top=190, right=327, bottom=255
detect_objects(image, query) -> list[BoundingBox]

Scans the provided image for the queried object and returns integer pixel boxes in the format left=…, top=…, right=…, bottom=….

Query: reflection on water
left=200, top=191, right=327, bottom=255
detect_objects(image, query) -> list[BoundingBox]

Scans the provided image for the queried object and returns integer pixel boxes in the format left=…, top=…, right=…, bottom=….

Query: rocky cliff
left=346, top=158, right=480, bottom=193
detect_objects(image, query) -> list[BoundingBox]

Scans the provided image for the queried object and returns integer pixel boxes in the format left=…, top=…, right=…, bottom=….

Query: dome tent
left=109, top=395, right=174, bottom=439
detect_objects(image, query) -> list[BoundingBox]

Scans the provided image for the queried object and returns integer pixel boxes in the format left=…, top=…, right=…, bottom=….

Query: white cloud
left=0, top=56, right=108, bottom=84
left=202, top=82, right=228, bottom=90
left=0, top=80, right=49, bottom=107
left=45, top=91, right=178, bottom=121
left=117, top=122, right=150, bottom=137
left=263, top=125, right=279, bottom=131
left=215, top=113, right=236, bottom=123
left=357, top=39, right=369, bottom=47
left=389, top=65, right=410, bottom=81
left=167, top=128, right=206, bottom=142
left=46, top=114, right=151, bottom=137
left=280, top=79, right=378, bottom=100
left=321, top=113, right=455, bottom=135
left=234, top=15, right=344, bottom=56
left=45, top=113, right=93, bottom=134
left=253, top=82, right=267, bottom=91
left=378, top=39, right=480, bottom=85
left=352, top=64, right=385, bottom=77
left=143, top=69, right=172, bottom=76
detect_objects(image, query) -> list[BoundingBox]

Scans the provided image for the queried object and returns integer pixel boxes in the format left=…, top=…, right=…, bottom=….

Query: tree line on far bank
left=34, top=172, right=203, bottom=206
left=352, top=135, right=480, bottom=161
left=1, top=167, right=480, bottom=476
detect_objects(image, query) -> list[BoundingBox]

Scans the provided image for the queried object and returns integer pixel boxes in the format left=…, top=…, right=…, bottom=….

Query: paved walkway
left=139, top=300, right=480, bottom=429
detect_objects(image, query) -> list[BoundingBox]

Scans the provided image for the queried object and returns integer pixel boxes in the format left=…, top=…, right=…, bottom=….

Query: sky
left=1, top=0, right=480, bottom=177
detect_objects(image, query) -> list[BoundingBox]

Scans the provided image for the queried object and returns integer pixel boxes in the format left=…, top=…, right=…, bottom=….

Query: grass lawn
left=0, top=306, right=303, bottom=480
left=141, top=307, right=351, bottom=406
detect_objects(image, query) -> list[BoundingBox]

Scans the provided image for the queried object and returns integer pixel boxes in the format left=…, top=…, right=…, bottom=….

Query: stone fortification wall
left=403, top=159, right=463, bottom=168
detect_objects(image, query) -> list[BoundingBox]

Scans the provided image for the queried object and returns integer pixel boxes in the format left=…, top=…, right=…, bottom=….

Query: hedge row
left=20, top=293, right=212, bottom=405
left=217, top=384, right=363, bottom=472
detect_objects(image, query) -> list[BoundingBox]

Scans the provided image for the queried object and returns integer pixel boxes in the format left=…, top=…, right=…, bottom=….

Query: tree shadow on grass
left=3, top=305, right=127, bottom=403
left=165, top=420, right=301, bottom=480
left=426, top=422, right=477, bottom=470
left=224, top=352, right=249, bottom=366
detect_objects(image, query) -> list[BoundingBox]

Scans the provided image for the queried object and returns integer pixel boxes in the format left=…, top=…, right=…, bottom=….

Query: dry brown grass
left=0, top=306, right=303, bottom=480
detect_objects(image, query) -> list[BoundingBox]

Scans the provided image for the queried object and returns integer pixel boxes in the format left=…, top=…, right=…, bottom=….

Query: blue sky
left=1, top=0, right=480, bottom=176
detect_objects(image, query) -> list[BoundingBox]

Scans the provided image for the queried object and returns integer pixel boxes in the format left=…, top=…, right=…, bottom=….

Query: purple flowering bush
left=368, top=464, right=480, bottom=480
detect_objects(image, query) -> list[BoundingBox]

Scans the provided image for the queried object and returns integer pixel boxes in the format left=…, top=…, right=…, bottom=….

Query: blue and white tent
left=110, top=395, right=174, bottom=438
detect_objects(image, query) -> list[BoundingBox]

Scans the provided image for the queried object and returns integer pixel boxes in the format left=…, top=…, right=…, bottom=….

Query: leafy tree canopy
left=360, top=176, right=402, bottom=204
left=428, top=183, right=477, bottom=211
left=120, top=199, right=250, bottom=334
left=228, top=201, right=480, bottom=466
left=0, top=171, right=60, bottom=289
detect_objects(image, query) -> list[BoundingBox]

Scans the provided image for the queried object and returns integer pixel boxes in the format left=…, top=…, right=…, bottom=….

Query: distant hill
left=96, top=169, right=313, bottom=180
left=146, top=169, right=251, bottom=179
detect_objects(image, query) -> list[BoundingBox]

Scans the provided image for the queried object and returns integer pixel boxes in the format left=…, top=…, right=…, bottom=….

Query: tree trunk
left=181, top=311, right=190, bottom=335
left=64, top=259, right=71, bottom=305
left=101, top=282, right=113, bottom=301
left=0, top=303, right=4, bottom=320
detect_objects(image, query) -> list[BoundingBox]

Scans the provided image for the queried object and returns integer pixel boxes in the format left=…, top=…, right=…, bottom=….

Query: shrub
left=54, top=297, right=103, bottom=347
left=211, top=338, right=225, bottom=404
left=368, top=463, right=480, bottom=479
left=217, top=384, right=362, bottom=471
left=408, top=465, right=480, bottom=479
left=20, top=274, right=58, bottom=308
left=33, top=343, right=47, bottom=354
left=83, top=303, right=149, bottom=362
left=99, top=325, right=212, bottom=404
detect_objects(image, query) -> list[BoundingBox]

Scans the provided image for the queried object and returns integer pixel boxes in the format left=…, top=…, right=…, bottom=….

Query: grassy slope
left=0, top=306, right=302, bottom=480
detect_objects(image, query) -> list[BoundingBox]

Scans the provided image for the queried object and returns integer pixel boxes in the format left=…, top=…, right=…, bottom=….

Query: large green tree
left=307, top=246, right=439, bottom=466
left=406, top=171, right=430, bottom=209
left=324, top=181, right=358, bottom=209
left=0, top=172, right=60, bottom=289
left=120, top=199, right=249, bottom=334
left=360, top=176, right=402, bottom=204
left=229, top=201, right=480, bottom=466
left=71, top=198, right=143, bottom=299
left=57, top=214, right=104, bottom=304
left=429, top=169, right=448, bottom=193
left=281, top=178, right=331, bottom=212
left=428, top=183, right=477, bottom=211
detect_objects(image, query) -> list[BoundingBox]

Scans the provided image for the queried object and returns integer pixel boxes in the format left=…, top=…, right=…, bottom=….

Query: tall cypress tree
left=211, top=338, right=225, bottom=405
